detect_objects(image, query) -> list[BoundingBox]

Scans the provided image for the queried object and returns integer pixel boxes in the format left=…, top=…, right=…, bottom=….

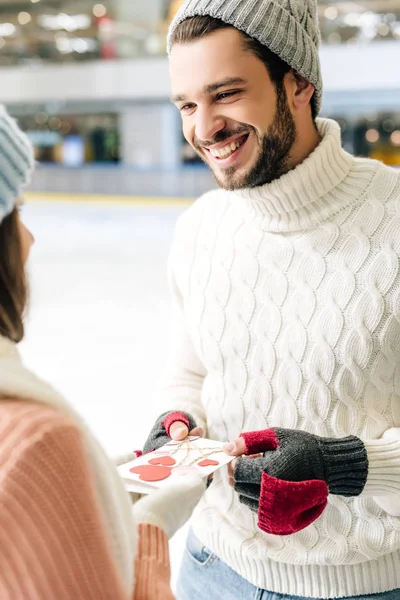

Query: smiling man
left=170, top=20, right=317, bottom=190
left=142, top=1, right=400, bottom=599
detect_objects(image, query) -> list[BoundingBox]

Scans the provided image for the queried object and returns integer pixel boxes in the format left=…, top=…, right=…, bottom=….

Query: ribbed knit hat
left=0, top=105, right=35, bottom=224
left=167, top=0, right=323, bottom=114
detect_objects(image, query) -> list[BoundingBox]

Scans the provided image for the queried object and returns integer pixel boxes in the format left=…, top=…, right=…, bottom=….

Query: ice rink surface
left=20, top=198, right=192, bottom=583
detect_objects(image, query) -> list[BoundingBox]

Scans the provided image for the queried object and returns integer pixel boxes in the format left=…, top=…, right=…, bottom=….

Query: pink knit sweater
left=0, top=400, right=174, bottom=600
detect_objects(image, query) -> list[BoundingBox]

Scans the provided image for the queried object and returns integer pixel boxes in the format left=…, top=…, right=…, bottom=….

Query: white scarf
left=0, top=334, right=136, bottom=595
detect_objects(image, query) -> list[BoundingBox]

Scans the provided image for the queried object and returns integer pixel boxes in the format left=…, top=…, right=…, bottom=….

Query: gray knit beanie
left=167, top=0, right=323, bottom=115
left=0, top=105, right=35, bottom=225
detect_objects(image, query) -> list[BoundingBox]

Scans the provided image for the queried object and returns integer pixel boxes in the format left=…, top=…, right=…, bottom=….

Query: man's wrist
left=318, top=435, right=368, bottom=496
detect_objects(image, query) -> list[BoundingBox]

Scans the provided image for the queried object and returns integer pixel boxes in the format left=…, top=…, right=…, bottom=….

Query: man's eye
left=217, top=91, right=239, bottom=101
left=180, top=104, right=195, bottom=112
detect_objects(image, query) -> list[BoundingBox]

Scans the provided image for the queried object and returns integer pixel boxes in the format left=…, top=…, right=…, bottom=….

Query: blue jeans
left=176, top=530, right=400, bottom=600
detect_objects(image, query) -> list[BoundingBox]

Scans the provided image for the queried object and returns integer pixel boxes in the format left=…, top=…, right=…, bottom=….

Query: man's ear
left=286, top=70, right=315, bottom=111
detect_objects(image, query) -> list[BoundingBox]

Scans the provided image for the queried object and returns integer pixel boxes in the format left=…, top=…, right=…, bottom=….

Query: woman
left=0, top=105, right=205, bottom=600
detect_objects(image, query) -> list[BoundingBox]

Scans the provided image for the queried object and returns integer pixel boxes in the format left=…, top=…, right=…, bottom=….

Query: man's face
left=170, top=27, right=296, bottom=190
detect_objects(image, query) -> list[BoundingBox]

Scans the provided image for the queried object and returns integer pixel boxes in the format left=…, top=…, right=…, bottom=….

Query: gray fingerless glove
left=143, top=410, right=198, bottom=454
left=235, top=428, right=369, bottom=513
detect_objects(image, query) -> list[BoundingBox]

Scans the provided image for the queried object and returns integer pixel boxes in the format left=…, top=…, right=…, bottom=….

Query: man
left=143, top=1, right=400, bottom=598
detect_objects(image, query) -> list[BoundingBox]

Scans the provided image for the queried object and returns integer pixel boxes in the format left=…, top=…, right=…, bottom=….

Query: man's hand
left=225, top=438, right=260, bottom=488
left=143, top=411, right=204, bottom=454
left=223, top=428, right=368, bottom=535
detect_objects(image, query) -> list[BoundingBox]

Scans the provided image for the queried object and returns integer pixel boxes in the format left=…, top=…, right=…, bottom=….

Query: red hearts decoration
left=130, top=465, right=171, bottom=482
left=198, top=459, right=219, bottom=467
left=149, top=456, right=176, bottom=467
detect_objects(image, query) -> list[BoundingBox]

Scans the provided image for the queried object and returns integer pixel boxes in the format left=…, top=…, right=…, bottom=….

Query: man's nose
left=195, top=106, right=226, bottom=144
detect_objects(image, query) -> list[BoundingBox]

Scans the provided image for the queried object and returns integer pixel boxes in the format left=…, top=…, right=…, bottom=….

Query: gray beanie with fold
left=0, top=105, right=34, bottom=225
left=167, top=0, right=323, bottom=115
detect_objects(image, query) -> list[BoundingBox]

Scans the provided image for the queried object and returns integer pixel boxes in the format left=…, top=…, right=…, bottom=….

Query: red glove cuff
left=240, top=429, right=279, bottom=455
left=258, top=472, right=328, bottom=536
left=162, top=412, right=191, bottom=437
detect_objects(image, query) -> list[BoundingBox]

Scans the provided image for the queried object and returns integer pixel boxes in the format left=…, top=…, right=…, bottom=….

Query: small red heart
left=149, top=456, right=176, bottom=467
left=130, top=465, right=171, bottom=482
left=198, top=459, right=219, bottom=467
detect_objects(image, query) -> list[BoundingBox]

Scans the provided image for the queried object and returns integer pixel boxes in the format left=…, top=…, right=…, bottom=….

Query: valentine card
left=117, top=437, right=234, bottom=494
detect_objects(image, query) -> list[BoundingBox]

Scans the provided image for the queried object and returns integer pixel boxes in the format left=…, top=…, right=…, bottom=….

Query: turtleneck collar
left=232, top=118, right=376, bottom=233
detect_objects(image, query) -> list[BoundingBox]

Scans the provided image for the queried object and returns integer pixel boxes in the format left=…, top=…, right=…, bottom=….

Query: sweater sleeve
left=134, top=524, right=174, bottom=600
left=157, top=222, right=207, bottom=431
left=0, top=412, right=130, bottom=600
left=363, top=428, right=400, bottom=511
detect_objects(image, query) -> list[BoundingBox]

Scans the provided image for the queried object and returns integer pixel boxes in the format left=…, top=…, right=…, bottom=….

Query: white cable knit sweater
left=160, top=119, right=400, bottom=598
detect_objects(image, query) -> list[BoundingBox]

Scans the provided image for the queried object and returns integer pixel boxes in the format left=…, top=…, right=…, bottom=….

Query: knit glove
left=132, top=472, right=206, bottom=539
left=143, top=410, right=199, bottom=454
left=230, top=428, right=368, bottom=536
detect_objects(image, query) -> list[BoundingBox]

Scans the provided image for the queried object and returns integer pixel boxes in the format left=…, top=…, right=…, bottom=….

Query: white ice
left=20, top=199, right=191, bottom=586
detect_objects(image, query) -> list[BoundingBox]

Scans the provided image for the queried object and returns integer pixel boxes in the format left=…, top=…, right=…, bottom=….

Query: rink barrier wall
left=25, top=192, right=194, bottom=208
left=28, top=165, right=215, bottom=199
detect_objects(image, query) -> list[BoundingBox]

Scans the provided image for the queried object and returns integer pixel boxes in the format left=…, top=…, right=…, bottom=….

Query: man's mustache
left=194, top=125, right=254, bottom=150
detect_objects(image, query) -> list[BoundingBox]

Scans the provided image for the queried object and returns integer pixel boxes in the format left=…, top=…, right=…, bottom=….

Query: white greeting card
left=117, top=436, right=234, bottom=494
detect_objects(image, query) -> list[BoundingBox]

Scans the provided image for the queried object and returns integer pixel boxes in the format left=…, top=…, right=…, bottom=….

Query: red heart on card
left=149, top=456, right=176, bottom=467
left=198, top=459, right=219, bottom=467
left=129, top=465, right=171, bottom=482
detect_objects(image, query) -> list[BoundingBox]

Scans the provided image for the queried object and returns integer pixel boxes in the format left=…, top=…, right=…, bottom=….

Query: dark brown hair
left=0, top=207, right=27, bottom=342
left=170, top=15, right=316, bottom=118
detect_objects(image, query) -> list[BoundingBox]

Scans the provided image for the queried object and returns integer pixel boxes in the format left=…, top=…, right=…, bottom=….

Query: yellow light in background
left=390, top=131, right=400, bottom=146
left=343, top=13, right=360, bottom=27
left=35, top=112, right=48, bottom=125
left=49, top=117, right=62, bottom=131
left=324, top=7, right=338, bottom=20
left=377, top=23, right=390, bottom=37
left=366, top=129, right=380, bottom=144
left=0, top=23, right=16, bottom=36
left=18, top=12, right=32, bottom=25
left=93, top=4, right=107, bottom=18
left=30, top=0, right=41, bottom=3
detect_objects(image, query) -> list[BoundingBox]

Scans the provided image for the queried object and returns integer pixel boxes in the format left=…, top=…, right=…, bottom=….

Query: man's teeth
left=210, top=139, right=243, bottom=159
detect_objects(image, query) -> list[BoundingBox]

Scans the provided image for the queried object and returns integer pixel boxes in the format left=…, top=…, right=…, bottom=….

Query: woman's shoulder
left=0, top=399, right=80, bottom=473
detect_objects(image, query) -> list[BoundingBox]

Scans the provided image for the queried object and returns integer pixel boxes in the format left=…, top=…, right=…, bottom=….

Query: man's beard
left=194, top=85, right=296, bottom=191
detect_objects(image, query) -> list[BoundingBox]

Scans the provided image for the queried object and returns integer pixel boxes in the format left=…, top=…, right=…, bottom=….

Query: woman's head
left=0, top=106, right=35, bottom=342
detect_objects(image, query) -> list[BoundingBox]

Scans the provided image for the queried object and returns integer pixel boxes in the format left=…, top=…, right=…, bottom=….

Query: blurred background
left=3, top=0, right=399, bottom=581
left=3, top=0, right=400, bottom=196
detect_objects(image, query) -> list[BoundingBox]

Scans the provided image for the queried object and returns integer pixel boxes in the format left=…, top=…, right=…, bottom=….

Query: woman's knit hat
left=167, top=0, right=323, bottom=115
left=0, top=105, right=35, bottom=224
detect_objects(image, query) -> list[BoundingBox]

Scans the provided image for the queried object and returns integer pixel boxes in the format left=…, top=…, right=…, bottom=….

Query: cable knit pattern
left=162, top=118, right=400, bottom=598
